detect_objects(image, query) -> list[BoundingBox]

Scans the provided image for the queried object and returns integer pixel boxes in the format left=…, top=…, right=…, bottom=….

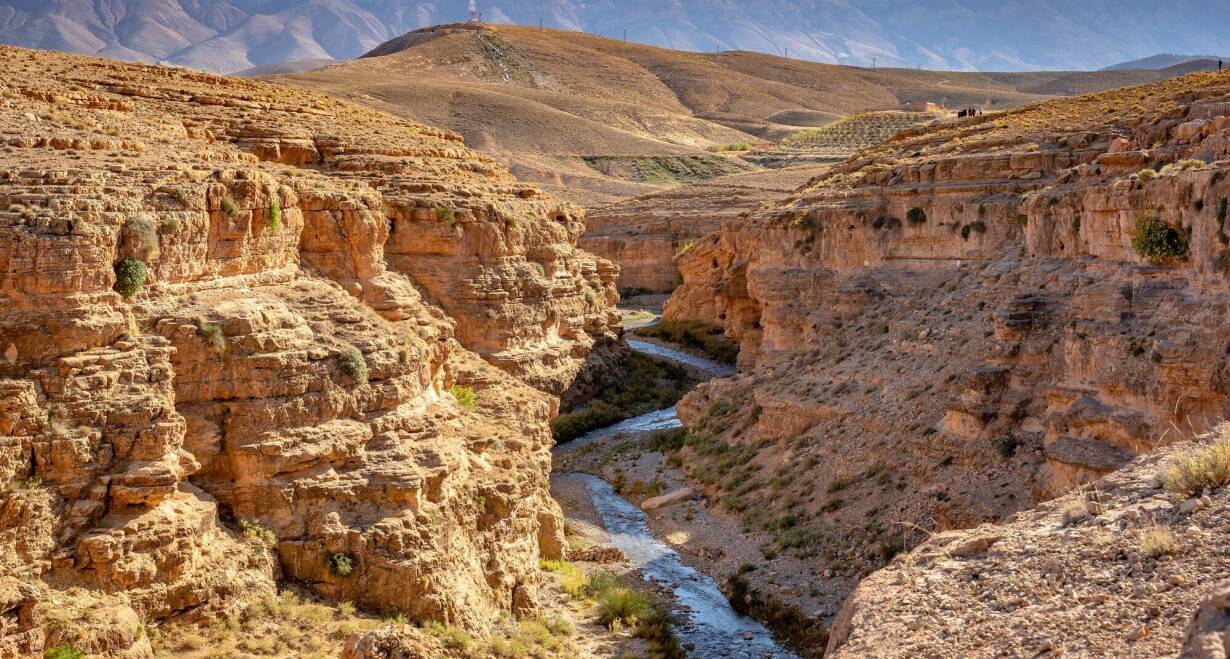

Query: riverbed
left=552, top=340, right=798, bottom=659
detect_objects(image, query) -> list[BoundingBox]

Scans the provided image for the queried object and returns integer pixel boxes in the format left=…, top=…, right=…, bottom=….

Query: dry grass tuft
left=1163, top=433, right=1230, bottom=496
left=1138, top=525, right=1179, bottom=558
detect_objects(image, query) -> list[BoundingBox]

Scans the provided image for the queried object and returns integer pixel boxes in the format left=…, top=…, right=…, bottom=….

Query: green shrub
left=428, top=622, right=473, bottom=651
left=450, top=385, right=476, bottom=412
left=597, top=586, right=651, bottom=629
left=1131, top=216, right=1188, bottom=263
left=725, top=574, right=827, bottom=655
left=325, top=552, right=356, bottom=577
left=44, top=645, right=85, bottom=659
left=550, top=352, right=692, bottom=442
left=222, top=194, right=240, bottom=216
left=114, top=257, right=147, bottom=298
left=539, top=559, right=588, bottom=598
left=906, top=207, right=927, bottom=225
left=1137, top=168, right=1157, bottom=182
left=268, top=198, right=281, bottom=231
left=335, top=345, right=368, bottom=384
left=631, top=605, right=685, bottom=659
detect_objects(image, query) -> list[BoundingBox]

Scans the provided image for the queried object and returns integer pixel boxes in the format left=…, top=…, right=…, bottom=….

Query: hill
left=272, top=23, right=1177, bottom=205
left=1105, top=53, right=1228, bottom=70
left=3, top=0, right=1230, bottom=73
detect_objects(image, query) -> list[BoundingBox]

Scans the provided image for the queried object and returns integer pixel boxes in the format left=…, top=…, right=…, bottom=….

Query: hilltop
left=274, top=23, right=1181, bottom=205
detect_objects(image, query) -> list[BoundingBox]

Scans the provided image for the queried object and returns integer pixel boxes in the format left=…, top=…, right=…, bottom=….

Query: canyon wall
left=664, top=72, right=1230, bottom=602
left=0, top=46, right=618, bottom=655
left=581, top=168, right=822, bottom=293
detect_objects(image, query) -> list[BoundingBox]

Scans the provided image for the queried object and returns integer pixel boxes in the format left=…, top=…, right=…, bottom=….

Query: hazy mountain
left=1104, top=53, right=1228, bottom=71
left=2, top=1, right=1229, bottom=73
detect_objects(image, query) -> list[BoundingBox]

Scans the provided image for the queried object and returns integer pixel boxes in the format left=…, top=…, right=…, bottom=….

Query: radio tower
left=468, top=0, right=479, bottom=23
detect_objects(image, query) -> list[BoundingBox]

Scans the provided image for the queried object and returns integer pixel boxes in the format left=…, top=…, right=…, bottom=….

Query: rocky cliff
left=0, top=45, right=618, bottom=656
left=664, top=70, right=1230, bottom=619
left=581, top=168, right=822, bottom=293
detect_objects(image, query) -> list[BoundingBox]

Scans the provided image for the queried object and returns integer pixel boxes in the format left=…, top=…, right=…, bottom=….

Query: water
left=627, top=339, right=737, bottom=377
left=556, top=406, right=682, bottom=453
left=552, top=340, right=797, bottom=658
left=566, top=473, right=797, bottom=659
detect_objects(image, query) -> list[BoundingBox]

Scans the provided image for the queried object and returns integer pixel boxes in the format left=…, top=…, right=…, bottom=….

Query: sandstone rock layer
left=0, top=45, right=618, bottom=654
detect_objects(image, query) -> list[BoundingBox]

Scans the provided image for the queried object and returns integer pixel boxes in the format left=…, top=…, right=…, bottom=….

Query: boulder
left=641, top=487, right=695, bottom=511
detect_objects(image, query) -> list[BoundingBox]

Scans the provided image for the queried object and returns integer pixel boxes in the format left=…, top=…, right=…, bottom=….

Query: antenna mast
left=468, top=0, right=479, bottom=23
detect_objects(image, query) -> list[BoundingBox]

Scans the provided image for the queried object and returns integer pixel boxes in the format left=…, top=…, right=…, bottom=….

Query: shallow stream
left=554, top=340, right=797, bottom=658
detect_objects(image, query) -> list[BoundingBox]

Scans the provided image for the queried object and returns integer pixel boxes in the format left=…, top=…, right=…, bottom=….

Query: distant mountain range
left=2, top=1, right=1229, bottom=74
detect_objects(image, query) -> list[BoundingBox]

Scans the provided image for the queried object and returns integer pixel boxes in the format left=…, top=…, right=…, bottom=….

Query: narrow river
left=553, top=340, right=797, bottom=659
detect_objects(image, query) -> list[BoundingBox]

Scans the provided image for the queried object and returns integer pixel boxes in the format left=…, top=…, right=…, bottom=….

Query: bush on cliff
left=335, top=345, right=368, bottom=384
left=194, top=315, right=225, bottom=354
left=44, top=645, right=85, bottom=659
left=325, top=552, right=356, bottom=577
left=124, top=218, right=160, bottom=259
left=450, top=385, right=476, bottom=412
left=906, top=207, right=927, bottom=225
left=1131, top=216, right=1188, bottom=263
left=268, top=198, right=281, bottom=231
left=114, top=257, right=147, bottom=298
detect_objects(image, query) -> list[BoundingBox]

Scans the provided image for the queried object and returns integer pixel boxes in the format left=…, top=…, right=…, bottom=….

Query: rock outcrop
left=0, top=45, right=618, bottom=654
left=664, top=70, right=1230, bottom=620
left=827, top=431, right=1230, bottom=657
left=581, top=167, right=823, bottom=292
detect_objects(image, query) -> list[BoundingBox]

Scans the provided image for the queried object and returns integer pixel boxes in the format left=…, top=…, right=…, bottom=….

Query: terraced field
left=779, top=111, right=944, bottom=151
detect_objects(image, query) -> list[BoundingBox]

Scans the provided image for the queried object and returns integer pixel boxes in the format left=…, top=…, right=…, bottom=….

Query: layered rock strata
left=0, top=45, right=618, bottom=654
left=666, top=71, right=1230, bottom=606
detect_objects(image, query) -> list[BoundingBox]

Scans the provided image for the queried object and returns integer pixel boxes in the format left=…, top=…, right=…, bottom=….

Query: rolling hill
left=270, top=23, right=1183, bottom=205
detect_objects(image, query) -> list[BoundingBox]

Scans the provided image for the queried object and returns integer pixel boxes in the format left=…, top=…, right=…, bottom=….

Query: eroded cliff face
left=580, top=168, right=823, bottom=293
left=665, top=72, right=1230, bottom=595
left=0, top=46, right=618, bottom=655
